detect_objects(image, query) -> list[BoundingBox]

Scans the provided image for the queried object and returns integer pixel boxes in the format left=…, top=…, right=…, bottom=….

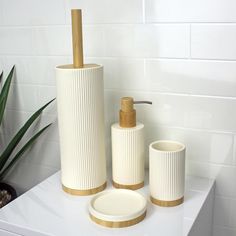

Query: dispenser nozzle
left=133, top=101, right=152, bottom=105
left=119, top=97, right=152, bottom=128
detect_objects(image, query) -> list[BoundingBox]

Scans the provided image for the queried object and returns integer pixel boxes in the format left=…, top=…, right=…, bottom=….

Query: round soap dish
left=89, top=189, right=147, bottom=228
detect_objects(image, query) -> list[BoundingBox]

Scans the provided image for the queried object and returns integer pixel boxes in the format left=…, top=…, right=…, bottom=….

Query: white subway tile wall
left=0, top=1, right=235, bottom=235
left=65, top=0, right=143, bottom=24
left=191, top=25, right=236, bottom=60
left=145, top=0, right=236, bottom=23
left=0, top=0, right=66, bottom=26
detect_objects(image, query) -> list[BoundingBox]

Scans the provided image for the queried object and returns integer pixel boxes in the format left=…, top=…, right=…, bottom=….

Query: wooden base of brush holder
left=56, top=64, right=107, bottom=196
left=62, top=182, right=107, bottom=196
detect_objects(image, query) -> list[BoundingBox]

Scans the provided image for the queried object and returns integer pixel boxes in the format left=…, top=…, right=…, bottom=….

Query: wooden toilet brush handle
left=71, top=9, right=84, bottom=68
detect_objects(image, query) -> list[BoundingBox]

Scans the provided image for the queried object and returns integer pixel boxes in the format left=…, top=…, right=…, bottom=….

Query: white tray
left=89, top=189, right=147, bottom=228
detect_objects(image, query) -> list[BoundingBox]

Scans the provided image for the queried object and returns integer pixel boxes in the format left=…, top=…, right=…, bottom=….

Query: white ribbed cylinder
left=112, top=123, right=144, bottom=187
left=149, top=140, right=185, bottom=201
left=55, top=64, right=106, bottom=191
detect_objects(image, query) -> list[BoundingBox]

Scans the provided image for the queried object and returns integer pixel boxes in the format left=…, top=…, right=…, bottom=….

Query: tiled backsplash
left=0, top=0, right=236, bottom=235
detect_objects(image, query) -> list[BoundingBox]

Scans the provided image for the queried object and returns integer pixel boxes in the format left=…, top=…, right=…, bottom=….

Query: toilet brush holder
left=56, top=64, right=106, bottom=195
left=149, top=140, right=185, bottom=207
left=55, top=9, right=106, bottom=195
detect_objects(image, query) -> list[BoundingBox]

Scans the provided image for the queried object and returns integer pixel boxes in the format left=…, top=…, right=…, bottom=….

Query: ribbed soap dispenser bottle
left=111, top=97, right=152, bottom=190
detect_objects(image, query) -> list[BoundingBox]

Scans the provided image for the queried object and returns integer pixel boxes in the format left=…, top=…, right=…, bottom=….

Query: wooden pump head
left=71, top=9, right=84, bottom=68
left=119, top=97, right=152, bottom=128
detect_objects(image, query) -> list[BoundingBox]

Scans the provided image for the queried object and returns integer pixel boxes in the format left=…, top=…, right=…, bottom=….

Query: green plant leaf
left=0, top=124, right=52, bottom=180
left=0, top=68, right=13, bottom=128
left=0, top=66, right=15, bottom=126
left=0, top=98, right=55, bottom=171
left=0, top=71, right=3, bottom=84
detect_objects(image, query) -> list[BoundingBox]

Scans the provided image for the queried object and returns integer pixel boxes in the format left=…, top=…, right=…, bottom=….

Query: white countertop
left=0, top=171, right=214, bottom=236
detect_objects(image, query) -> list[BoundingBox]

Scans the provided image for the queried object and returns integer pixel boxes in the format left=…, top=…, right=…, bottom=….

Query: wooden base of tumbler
left=150, top=196, right=184, bottom=207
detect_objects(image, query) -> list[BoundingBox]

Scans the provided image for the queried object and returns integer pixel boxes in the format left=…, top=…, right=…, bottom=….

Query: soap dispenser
left=111, top=97, right=152, bottom=190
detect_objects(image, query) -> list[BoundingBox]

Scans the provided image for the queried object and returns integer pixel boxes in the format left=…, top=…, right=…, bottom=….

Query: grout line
left=144, top=123, right=235, bottom=135
left=189, top=24, right=192, bottom=58
left=0, top=24, right=71, bottom=29
left=188, top=159, right=235, bottom=167
left=5, top=107, right=56, bottom=114
left=11, top=81, right=56, bottom=87
left=0, top=54, right=189, bottom=60
left=190, top=57, right=236, bottom=62
left=143, top=58, right=147, bottom=80
left=11, top=83, right=56, bottom=88
left=5, top=108, right=35, bottom=114
left=188, top=160, right=236, bottom=168
left=144, top=57, right=236, bottom=62
left=62, top=0, right=68, bottom=25
left=1, top=22, right=236, bottom=28
left=0, top=54, right=72, bottom=57
left=142, top=0, right=146, bottom=24
left=8, top=106, right=236, bottom=137
left=233, top=135, right=236, bottom=165
left=1, top=54, right=236, bottom=62
left=145, top=22, right=236, bottom=25
left=105, top=88, right=236, bottom=100
left=0, top=54, right=70, bottom=58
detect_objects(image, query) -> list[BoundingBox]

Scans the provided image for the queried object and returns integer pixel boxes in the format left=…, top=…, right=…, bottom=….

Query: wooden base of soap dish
left=150, top=196, right=184, bottom=207
left=112, top=180, right=144, bottom=190
left=62, top=182, right=106, bottom=196
left=90, top=211, right=146, bottom=228
left=89, top=189, right=147, bottom=228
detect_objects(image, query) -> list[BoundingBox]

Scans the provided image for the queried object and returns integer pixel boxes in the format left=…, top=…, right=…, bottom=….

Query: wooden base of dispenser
left=112, top=180, right=144, bottom=190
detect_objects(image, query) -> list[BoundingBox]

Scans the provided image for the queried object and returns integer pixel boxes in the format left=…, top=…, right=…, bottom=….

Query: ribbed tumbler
left=149, top=140, right=185, bottom=207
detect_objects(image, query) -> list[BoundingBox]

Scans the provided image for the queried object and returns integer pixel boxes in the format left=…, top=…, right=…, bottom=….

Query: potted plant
left=0, top=66, right=54, bottom=208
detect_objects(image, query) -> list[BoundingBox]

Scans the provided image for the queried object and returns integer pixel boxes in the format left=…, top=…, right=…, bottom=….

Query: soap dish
left=89, top=189, right=147, bottom=228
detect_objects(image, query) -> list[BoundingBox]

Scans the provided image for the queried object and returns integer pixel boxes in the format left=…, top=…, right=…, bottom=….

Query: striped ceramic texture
left=112, top=123, right=144, bottom=186
left=56, top=65, right=106, bottom=191
left=149, top=140, right=185, bottom=201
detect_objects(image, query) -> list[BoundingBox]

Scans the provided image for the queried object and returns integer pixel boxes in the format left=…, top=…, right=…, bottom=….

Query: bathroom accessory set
left=55, top=9, right=186, bottom=228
